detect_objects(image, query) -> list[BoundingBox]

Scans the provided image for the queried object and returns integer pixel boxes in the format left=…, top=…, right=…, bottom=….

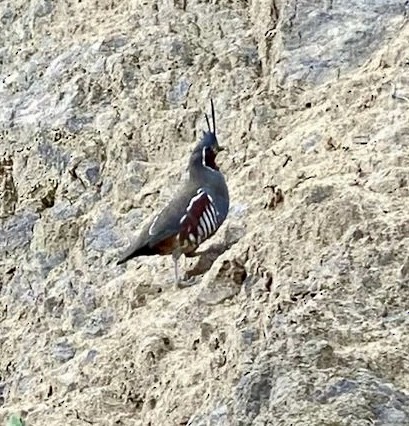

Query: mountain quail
left=117, top=100, right=229, bottom=283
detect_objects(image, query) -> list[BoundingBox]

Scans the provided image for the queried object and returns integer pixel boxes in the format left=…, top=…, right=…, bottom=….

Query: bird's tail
left=116, top=243, right=157, bottom=265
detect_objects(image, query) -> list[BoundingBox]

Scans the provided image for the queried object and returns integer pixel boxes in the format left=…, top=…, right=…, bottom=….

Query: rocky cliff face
left=1, top=0, right=409, bottom=425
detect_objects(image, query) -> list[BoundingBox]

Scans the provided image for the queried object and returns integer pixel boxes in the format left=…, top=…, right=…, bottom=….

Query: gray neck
left=188, top=149, right=229, bottom=220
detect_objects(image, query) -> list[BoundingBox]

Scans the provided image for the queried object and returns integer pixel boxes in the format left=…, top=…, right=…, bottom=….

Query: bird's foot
left=176, top=275, right=200, bottom=289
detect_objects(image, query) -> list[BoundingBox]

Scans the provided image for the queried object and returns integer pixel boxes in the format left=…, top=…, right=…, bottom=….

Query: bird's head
left=190, top=99, right=224, bottom=171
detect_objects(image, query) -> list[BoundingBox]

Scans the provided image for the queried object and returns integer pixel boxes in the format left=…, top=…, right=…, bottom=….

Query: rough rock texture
left=1, top=0, right=409, bottom=425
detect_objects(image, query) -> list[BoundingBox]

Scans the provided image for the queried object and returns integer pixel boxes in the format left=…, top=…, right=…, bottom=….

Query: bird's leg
left=172, top=252, right=180, bottom=286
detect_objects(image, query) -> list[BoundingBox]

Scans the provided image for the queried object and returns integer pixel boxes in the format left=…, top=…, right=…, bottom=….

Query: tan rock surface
left=1, top=1, right=409, bottom=425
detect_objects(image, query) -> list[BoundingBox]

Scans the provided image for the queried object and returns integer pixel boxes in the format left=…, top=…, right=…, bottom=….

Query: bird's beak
left=216, top=145, right=225, bottom=152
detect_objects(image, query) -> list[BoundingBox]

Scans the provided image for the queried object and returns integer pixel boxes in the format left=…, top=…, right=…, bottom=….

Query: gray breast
left=204, top=172, right=229, bottom=222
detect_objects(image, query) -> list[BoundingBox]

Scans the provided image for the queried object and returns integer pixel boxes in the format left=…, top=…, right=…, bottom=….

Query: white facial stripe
left=202, top=147, right=216, bottom=172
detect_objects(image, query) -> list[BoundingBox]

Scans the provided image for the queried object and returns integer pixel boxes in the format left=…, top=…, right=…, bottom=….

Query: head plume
left=189, top=99, right=224, bottom=173
left=198, top=99, right=223, bottom=152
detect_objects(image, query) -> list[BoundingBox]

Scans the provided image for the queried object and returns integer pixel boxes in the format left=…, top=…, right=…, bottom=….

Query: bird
left=117, top=99, right=229, bottom=284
